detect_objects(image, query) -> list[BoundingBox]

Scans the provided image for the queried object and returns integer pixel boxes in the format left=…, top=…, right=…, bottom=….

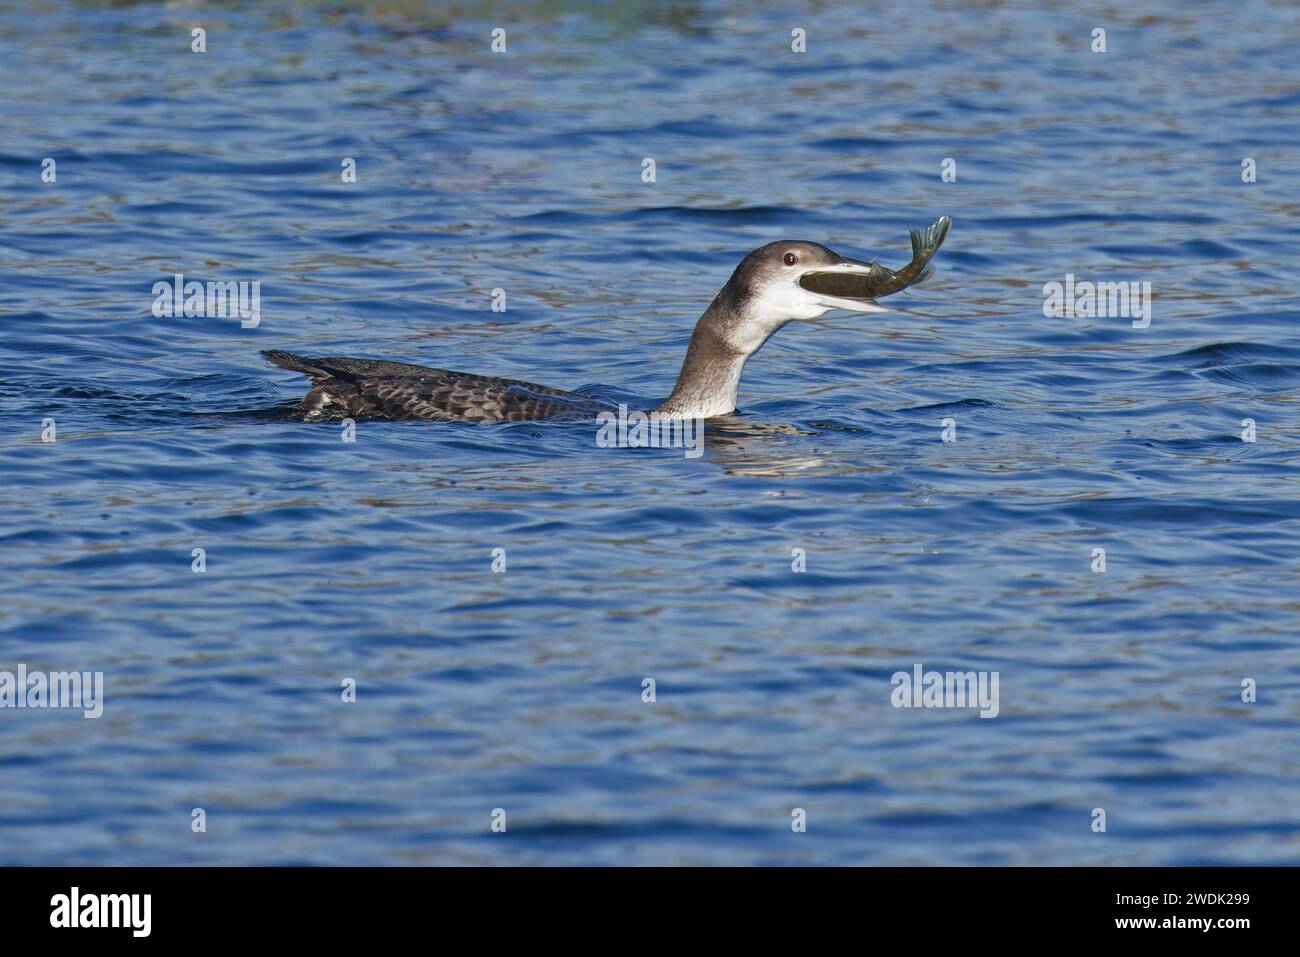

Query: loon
left=263, top=215, right=950, bottom=423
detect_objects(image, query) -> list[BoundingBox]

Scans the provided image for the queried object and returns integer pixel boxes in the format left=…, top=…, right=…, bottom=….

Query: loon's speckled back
left=261, top=350, right=609, bottom=423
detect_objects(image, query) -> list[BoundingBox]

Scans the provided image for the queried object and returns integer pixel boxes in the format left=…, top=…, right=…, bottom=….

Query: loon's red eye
left=783, top=252, right=798, bottom=266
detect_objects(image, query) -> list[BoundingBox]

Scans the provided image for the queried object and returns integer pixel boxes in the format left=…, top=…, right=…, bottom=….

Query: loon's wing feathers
left=353, top=375, right=586, bottom=422
left=261, top=349, right=336, bottom=382
left=262, top=350, right=457, bottom=382
left=261, top=349, right=600, bottom=422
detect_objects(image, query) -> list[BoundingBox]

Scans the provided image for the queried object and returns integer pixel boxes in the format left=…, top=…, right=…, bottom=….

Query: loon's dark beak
left=799, top=215, right=951, bottom=312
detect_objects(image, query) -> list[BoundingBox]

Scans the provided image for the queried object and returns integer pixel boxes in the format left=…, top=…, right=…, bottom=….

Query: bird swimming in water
left=262, top=215, right=951, bottom=423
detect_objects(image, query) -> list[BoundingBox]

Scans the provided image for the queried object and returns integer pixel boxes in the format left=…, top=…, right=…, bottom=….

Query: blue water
left=2, top=1, right=1298, bottom=866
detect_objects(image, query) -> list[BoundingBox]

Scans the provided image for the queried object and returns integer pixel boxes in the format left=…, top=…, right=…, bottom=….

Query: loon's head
left=698, top=242, right=880, bottom=357
left=703, top=218, right=951, bottom=357
left=734, top=239, right=892, bottom=318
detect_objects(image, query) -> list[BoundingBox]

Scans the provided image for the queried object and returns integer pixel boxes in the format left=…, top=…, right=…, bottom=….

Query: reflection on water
left=703, top=421, right=827, bottom=476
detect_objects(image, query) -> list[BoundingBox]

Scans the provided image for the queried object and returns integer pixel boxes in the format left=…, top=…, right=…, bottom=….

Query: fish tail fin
left=907, top=215, right=952, bottom=286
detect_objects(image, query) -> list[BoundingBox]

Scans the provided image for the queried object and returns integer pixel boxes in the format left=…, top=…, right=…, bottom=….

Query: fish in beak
left=797, top=215, right=951, bottom=313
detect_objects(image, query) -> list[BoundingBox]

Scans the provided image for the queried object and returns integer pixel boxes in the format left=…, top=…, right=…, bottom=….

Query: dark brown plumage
left=261, top=350, right=607, bottom=423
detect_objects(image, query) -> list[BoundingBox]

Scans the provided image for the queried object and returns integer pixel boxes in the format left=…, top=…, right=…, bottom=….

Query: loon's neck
left=654, top=276, right=798, bottom=419
left=653, top=320, right=749, bottom=419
